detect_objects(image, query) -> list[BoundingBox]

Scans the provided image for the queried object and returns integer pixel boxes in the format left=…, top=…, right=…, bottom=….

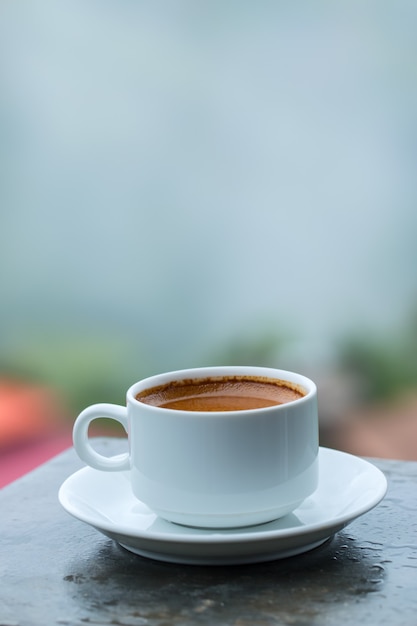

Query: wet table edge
left=1, top=438, right=417, bottom=626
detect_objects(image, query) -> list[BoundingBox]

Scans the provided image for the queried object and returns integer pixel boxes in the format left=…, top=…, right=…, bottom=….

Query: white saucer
left=58, top=447, right=387, bottom=565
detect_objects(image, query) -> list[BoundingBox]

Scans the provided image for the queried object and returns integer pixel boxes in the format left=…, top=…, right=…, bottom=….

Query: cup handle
left=72, top=403, right=130, bottom=471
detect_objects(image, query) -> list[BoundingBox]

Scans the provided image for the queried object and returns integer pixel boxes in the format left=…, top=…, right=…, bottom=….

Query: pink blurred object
left=0, top=378, right=72, bottom=488
left=0, top=433, right=72, bottom=488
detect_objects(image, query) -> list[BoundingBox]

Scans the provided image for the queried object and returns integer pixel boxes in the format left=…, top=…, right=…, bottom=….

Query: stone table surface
left=1, top=438, right=417, bottom=626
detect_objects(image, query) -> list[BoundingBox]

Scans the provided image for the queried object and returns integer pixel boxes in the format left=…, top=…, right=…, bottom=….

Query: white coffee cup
left=72, top=366, right=319, bottom=528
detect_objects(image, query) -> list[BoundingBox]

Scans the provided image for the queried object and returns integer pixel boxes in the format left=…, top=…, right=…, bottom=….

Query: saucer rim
left=58, top=447, right=387, bottom=544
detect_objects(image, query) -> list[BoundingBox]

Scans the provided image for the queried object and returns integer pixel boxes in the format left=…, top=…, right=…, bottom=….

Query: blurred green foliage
left=339, top=312, right=417, bottom=402
left=1, top=311, right=417, bottom=429
left=207, top=322, right=291, bottom=368
left=0, top=334, right=152, bottom=418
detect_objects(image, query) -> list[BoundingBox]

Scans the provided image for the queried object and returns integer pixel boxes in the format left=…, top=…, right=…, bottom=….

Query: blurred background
left=1, top=0, right=417, bottom=486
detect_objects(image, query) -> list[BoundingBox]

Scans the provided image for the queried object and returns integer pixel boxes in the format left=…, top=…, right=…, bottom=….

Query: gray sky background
left=1, top=1, right=416, bottom=378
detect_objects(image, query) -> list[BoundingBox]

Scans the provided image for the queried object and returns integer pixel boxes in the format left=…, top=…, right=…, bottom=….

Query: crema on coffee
left=136, top=375, right=306, bottom=412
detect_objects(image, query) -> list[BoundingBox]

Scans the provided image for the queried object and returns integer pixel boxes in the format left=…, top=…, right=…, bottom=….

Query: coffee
left=136, top=375, right=306, bottom=412
left=73, top=366, right=318, bottom=527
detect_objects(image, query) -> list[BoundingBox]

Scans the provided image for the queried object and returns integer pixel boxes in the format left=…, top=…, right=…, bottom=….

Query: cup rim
left=126, top=366, right=316, bottom=415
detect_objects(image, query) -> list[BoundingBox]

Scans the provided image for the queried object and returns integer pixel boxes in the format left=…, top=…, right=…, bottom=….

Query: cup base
left=154, top=499, right=305, bottom=530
